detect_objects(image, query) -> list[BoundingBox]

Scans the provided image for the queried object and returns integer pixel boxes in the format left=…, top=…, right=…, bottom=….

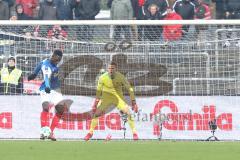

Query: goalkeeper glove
left=131, top=100, right=138, bottom=113
left=28, top=73, right=37, bottom=81
left=45, top=87, right=51, bottom=94
left=92, top=98, right=100, bottom=113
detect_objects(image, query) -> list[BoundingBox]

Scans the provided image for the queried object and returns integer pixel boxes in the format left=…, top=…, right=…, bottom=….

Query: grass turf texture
left=0, top=141, right=239, bottom=160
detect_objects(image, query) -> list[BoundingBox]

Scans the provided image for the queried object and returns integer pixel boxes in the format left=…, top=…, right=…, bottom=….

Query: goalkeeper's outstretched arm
left=122, top=76, right=138, bottom=113
left=122, top=76, right=135, bottom=101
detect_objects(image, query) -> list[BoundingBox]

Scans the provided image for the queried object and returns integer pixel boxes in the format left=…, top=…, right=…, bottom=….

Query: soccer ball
left=40, top=127, right=51, bottom=138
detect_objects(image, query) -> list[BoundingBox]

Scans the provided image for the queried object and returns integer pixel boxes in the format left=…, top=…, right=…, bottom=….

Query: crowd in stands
left=0, top=0, right=238, bottom=21
left=0, top=0, right=100, bottom=20
left=0, top=1, right=238, bottom=20
left=0, top=0, right=240, bottom=42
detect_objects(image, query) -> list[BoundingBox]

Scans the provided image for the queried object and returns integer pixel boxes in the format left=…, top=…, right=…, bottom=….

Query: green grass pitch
left=0, top=140, right=240, bottom=160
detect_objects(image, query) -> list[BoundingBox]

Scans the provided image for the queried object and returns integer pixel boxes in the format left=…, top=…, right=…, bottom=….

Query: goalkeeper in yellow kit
left=84, top=62, right=139, bottom=141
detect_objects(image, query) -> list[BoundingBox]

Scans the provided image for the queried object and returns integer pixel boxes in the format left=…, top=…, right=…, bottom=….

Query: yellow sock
left=128, top=115, right=137, bottom=134
left=89, top=118, right=98, bottom=134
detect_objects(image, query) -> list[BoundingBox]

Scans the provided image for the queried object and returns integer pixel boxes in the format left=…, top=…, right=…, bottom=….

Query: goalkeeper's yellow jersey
left=96, top=71, right=135, bottom=101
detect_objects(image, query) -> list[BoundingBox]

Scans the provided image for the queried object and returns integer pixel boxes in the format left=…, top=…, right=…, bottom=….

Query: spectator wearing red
left=163, top=8, right=183, bottom=41
left=16, top=0, right=37, bottom=17
left=47, top=25, right=68, bottom=40
left=46, top=25, right=67, bottom=52
left=194, top=0, right=211, bottom=20
left=138, top=0, right=145, bottom=6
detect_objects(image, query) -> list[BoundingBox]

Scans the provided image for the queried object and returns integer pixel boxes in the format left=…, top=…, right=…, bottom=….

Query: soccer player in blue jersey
left=28, top=49, right=67, bottom=141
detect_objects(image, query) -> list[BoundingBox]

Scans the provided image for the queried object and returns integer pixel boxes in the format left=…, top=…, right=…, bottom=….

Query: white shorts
left=40, top=90, right=63, bottom=106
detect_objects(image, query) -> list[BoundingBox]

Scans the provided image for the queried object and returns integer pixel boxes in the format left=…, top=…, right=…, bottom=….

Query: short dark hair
left=110, top=61, right=117, bottom=66
left=15, top=4, right=23, bottom=11
left=53, top=49, right=63, bottom=57
left=8, top=57, right=15, bottom=62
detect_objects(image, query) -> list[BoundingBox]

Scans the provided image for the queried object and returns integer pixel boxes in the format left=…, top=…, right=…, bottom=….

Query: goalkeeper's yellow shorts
left=97, top=94, right=128, bottom=112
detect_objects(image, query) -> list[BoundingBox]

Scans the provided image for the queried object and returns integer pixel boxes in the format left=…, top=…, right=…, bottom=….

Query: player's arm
left=122, top=75, right=138, bottom=113
left=41, top=64, right=52, bottom=93
left=122, top=75, right=135, bottom=101
left=92, top=76, right=104, bottom=113
left=27, top=62, right=42, bottom=81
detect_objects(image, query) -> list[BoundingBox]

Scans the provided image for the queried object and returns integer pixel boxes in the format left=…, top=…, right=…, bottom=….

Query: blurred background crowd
left=0, top=0, right=239, bottom=21
left=1, top=0, right=240, bottom=43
